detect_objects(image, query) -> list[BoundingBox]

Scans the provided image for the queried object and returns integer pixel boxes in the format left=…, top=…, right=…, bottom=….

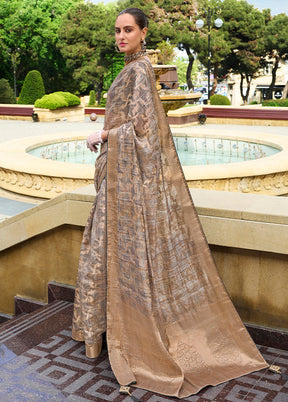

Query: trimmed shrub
left=210, top=94, right=231, bottom=105
left=88, top=90, right=96, bottom=106
left=35, top=93, right=68, bottom=109
left=262, top=99, right=288, bottom=107
left=34, top=91, right=80, bottom=109
left=55, top=91, right=80, bottom=106
left=0, top=79, right=16, bottom=104
left=18, top=70, right=45, bottom=105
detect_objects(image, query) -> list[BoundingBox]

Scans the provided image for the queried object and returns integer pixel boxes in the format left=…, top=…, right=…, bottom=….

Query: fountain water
left=28, top=137, right=278, bottom=167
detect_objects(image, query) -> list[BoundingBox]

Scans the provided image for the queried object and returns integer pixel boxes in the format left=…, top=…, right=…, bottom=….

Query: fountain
left=147, top=49, right=202, bottom=114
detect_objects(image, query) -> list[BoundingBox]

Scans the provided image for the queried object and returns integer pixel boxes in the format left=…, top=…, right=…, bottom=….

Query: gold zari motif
left=72, top=57, right=267, bottom=398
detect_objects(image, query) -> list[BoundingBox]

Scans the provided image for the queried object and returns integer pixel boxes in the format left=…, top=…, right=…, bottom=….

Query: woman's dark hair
left=118, top=7, right=149, bottom=29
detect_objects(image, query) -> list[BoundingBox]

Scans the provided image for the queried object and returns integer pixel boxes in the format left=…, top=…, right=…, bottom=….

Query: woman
left=72, top=7, right=267, bottom=399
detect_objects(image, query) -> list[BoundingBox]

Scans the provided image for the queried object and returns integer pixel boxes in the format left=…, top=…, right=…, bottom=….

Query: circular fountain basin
left=0, top=132, right=94, bottom=199
left=1, top=129, right=288, bottom=198
left=28, top=136, right=279, bottom=166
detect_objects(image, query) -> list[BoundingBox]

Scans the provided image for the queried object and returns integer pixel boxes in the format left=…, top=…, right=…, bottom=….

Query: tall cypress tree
left=18, top=70, right=45, bottom=104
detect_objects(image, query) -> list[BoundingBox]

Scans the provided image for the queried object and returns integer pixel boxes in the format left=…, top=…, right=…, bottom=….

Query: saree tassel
left=269, top=364, right=281, bottom=374
left=269, top=364, right=288, bottom=380
left=119, top=385, right=142, bottom=402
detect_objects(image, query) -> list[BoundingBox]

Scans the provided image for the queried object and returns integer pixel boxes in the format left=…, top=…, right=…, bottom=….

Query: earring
left=141, top=40, right=146, bottom=51
left=115, top=41, right=120, bottom=53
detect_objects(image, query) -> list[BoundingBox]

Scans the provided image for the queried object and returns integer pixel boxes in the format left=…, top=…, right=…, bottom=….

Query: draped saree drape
left=72, top=56, right=267, bottom=398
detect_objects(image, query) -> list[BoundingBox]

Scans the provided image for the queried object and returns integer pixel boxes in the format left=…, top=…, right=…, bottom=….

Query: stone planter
left=33, top=104, right=84, bottom=122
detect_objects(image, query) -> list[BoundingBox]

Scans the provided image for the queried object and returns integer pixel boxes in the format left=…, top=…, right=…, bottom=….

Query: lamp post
left=196, top=4, right=223, bottom=101
left=8, top=47, right=21, bottom=98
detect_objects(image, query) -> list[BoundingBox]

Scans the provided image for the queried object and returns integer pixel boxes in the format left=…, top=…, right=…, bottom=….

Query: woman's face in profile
left=115, top=13, right=147, bottom=56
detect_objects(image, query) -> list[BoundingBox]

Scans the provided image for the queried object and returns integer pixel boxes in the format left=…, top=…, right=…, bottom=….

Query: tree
left=156, top=40, right=175, bottom=64
left=102, top=53, right=125, bottom=92
left=0, top=0, right=82, bottom=93
left=219, top=0, right=266, bottom=104
left=18, top=70, right=45, bottom=104
left=195, top=0, right=231, bottom=96
left=174, top=58, right=189, bottom=86
left=174, top=57, right=199, bottom=87
left=0, top=79, right=16, bottom=104
left=58, top=2, right=118, bottom=102
left=151, top=0, right=199, bottom=90
left=264, top=13, right=288, bottom=99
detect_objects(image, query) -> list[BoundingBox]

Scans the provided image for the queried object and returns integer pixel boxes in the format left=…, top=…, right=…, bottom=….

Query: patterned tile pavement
left=0, top=324, right=288, bottom=402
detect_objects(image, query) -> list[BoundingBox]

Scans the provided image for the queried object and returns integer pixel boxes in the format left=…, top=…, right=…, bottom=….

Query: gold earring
left=115, top=41, right=120, bottom=53
left=141, top=40, right=146, bottom=51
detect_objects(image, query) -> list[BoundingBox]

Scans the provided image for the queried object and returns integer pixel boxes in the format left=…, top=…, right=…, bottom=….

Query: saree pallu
left=72, top=56, right=267, bottom=398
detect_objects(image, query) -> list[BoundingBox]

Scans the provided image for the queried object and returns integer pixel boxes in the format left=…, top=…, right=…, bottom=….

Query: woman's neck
left=124, top=50, right=146, bottom=64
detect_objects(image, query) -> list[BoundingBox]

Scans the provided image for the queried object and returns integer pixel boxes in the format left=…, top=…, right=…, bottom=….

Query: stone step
left=14, top=296, right=46, bottom=316
left=0, top=312, right=28, bottom=331
left=48, top=281, right=75, bottom=303
left=0, top=300, right=73, bottom=356
left=0, top=281, right=75, bottom=325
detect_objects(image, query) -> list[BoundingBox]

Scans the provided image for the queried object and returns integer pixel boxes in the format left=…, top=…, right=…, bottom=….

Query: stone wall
left=0, top=186, right=288, bottom=333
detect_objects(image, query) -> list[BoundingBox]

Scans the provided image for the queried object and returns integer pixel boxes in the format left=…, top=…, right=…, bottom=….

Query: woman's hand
left=86, top=130, right=108, bottom=153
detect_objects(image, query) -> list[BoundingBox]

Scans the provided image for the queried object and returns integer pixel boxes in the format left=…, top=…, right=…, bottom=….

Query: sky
left=89, top=0, right=288, bottom=16
left=249, top=0, right=288, bottom=15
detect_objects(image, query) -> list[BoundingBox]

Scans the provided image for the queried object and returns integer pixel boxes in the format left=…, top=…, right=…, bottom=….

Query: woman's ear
left=141, top=27, right=148, bottom=42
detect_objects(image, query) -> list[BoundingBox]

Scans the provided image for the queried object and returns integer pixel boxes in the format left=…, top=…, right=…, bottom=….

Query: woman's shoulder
left=124, top=57, right=155, bottom=86
left=125, top=56, right=153, bottom=75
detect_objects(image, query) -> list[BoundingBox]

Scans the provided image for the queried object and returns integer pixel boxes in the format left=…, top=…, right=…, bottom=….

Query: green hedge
left=262, top=99, right=288, bottom=107
left=55, top=91, right=81, bottom=106
left=18, top=70, right=45, bottom=105
left=210, top=94, right=231, bottom=105
left=0, top=78, right=16, bottom=104
left=35, top=91, right=80, bottom=109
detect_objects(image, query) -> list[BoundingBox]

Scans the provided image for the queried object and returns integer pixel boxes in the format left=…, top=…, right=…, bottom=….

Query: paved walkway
left=1, top=300, right=288, bottom=402
left=1, top=118, right=287, bottom=145
left=0, top=118, right=287, bottom=220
